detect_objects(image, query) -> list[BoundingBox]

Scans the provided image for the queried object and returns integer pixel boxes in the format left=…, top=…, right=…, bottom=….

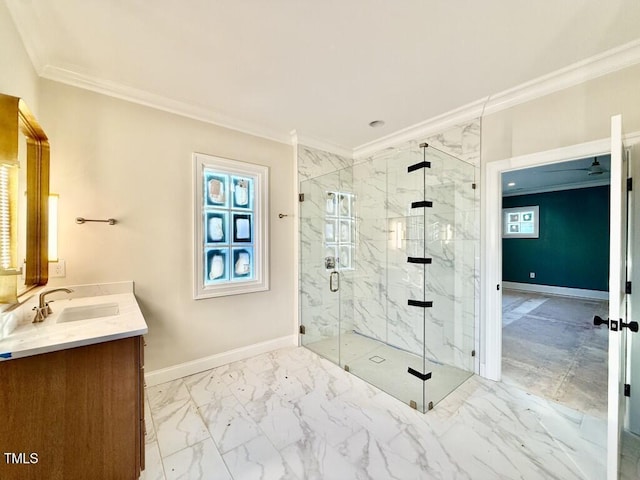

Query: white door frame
left=480, top=137, right=619, bottom=380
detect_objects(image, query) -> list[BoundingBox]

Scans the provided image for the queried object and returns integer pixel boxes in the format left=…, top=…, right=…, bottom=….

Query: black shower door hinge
left=625, top=384, right=631, bottom=397
left=407, top=161, right=431, bottom=173
left=408, top=367, right=432, bottom=381
left=299, top=325, right=306, bottom=335
left=298, top=193, right=305, bottom=202
left=627, top=281, right=632, bottom=294
left=627, top=177, right=633, bottom=192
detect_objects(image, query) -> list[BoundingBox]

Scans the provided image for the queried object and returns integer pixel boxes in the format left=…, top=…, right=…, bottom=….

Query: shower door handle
left=329, top=271, right=340, bottom=292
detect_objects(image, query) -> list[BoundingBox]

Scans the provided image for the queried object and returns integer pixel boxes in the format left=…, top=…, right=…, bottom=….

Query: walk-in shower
left=299, top=143, right=477, bottom=412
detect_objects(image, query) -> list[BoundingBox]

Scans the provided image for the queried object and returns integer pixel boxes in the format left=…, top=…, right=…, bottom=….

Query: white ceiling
left=6, top=0, right=640, bottom=151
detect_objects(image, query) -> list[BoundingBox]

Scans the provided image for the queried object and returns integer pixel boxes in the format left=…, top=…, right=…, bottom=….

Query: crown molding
left=39, top=65, right=292, bottom=145
left=483, top=39, right=640, bottom=116
left=290, top=130, right=353, bottom=159
left=354, top=39, right=640, bottom=159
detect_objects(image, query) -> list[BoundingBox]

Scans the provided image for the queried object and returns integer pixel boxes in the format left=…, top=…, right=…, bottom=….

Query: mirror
left=0, top=93, right=49, bottom=303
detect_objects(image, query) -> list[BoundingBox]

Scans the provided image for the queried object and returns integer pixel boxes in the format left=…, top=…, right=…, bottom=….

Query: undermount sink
left=56, top=302, right=120, bottom=323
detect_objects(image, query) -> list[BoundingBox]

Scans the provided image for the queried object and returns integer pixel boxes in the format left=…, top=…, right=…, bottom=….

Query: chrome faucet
left=32, top=288, right=74, bottom=323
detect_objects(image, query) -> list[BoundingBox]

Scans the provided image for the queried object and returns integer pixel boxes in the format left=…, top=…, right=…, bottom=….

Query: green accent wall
left=502, top=185, right=610, bottom=291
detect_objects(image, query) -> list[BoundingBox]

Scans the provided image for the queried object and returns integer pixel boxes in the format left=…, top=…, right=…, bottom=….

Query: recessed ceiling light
left=368, top=120, right=385, bottom=128
left=507, top=182, right=516, bottom=187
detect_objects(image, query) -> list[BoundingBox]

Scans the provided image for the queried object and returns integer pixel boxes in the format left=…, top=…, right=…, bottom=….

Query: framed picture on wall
left=193, top=153, right=269, bottom=299
left=502, top=205, right=539, bottom=239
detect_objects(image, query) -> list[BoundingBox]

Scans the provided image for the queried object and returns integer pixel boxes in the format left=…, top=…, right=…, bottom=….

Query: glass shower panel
left=299, top=168, right=354, bottom=365
left=419, top=145, right=476, bottom=410
left=387, top=147, right=431, bottom=411
left=341, top=150, right=426, bottom=411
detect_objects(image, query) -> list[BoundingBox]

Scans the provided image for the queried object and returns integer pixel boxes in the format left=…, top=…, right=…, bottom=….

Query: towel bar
left=76, top=217, right=117, bottom=225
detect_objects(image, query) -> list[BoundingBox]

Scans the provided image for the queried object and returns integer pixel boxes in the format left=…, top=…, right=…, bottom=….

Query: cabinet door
left=0, top=337, right=142, bottom=480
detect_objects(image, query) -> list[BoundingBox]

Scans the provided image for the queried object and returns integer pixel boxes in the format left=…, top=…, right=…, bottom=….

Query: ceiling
left=5, top=1, right=640, bottom=151
left=502, top=155, right=611, bottom=196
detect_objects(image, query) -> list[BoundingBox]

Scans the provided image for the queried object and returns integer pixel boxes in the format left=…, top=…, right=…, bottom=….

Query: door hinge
left=628, top=178, right=633, bottom=192
left=299, top=325, right=306, bottom=335
left=472, top=183, right=477, bottom=190
left=298, top=193, right=305, bottom=202
left=627, top=281, right=632, bottom=294
left=408, top=367, right=432, bottom=381
left=471, top=350, right=476, bottom=357
left=625, top=384, right=631, bottom=397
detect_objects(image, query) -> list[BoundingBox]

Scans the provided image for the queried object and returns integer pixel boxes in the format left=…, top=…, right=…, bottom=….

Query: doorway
left=500, top=156, right=611, bottom=418
left=481, top=139, right=613, bottom=380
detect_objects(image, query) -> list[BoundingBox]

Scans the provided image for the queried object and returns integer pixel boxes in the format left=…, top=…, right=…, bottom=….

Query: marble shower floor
left=502, top=290, right=609, bottom=418
left=140, top=345, right=640, bottom=480
left=304, top=332, right=473, bottom=412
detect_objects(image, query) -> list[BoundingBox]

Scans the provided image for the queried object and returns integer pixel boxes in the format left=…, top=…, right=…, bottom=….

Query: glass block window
left=325, top=191, right=355, bottom=270
left=194, top=153, right=269, bottom=298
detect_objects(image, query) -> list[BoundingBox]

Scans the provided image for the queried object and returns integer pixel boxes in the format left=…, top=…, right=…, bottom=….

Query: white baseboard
left=503, top=281, right=608, bottom=300
left=144, top=334, right=298, bottom=387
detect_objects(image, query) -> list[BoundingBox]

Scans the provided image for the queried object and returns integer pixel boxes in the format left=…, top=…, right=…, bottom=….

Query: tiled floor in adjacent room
left=142, top=346, right=640, bottom=480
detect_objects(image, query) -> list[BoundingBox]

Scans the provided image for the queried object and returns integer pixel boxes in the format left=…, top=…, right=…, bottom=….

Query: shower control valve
left=325, top=256, right=336, bottom=269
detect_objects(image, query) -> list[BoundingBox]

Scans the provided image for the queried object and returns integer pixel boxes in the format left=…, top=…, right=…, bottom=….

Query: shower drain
left=369, top=355, right=386, bottom=364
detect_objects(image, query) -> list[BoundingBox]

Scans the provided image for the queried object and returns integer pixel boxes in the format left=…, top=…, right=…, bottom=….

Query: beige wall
left=39, top=80, right=295, bottom=371
left=0, top=2, right=38, bottom=110
left=482, top=63, right=640, bottom=163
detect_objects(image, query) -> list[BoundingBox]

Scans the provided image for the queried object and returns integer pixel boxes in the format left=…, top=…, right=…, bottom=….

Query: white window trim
left=193, top=153, right=269, bottom=299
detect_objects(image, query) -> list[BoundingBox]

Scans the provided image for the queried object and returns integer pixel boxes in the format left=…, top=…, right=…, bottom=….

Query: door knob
left=593, top=315, right=609, bottom=327
left=594, top=315, right=639, bottom=333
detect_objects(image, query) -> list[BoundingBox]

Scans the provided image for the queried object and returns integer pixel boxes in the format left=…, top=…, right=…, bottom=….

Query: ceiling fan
left=546, top=157, right=607, bottom=176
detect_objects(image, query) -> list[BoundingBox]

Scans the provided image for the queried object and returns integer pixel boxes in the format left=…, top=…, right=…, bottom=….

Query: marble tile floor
left=140, top=345, right=640, bottom=480
left=502, top=290, right=609, bottom=418
left=304, top=332, right=473, bottom=412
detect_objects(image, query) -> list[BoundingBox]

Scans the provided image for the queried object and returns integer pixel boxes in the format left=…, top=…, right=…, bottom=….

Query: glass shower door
left=299, top=168, right=353, bottom=364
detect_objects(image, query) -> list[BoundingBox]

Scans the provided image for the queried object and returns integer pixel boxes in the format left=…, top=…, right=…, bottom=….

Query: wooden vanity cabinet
left=0, top=336, right=145, bottom=480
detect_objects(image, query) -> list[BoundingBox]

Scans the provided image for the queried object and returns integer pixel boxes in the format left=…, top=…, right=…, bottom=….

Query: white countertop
left=0, top=291, right=148, bottom=361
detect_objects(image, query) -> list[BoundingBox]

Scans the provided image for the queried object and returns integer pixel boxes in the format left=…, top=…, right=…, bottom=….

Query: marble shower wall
left=298, top=147, right=355, bottom=347
left=298, top=145, right=353, bottom=183
left=298, top=119, right=480, bottom=373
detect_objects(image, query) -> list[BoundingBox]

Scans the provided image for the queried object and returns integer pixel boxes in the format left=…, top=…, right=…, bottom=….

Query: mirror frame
left=0, top=93, right=49, bottom=294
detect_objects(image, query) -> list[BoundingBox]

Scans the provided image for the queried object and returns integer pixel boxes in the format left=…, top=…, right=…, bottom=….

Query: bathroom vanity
left=0, top=283, right=148, bottom=480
